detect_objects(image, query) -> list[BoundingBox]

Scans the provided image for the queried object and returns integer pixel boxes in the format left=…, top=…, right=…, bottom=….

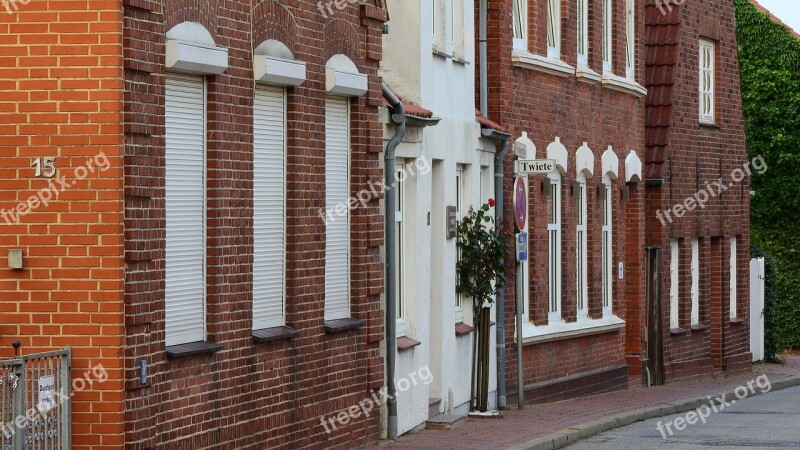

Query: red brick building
left=1, top=0, right=388, bottom=448
left=485, top=0, right=647, bottom=402
left=483, top=0, right=751, bottom=404
left=643, top=0, right=751, bottom=382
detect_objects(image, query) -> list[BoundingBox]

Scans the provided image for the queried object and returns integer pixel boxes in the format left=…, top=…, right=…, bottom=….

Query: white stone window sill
left=511, top=49, right=574, bottom=77
left=601, top=72, right=647, bottom=98
left=575, top=65, right=601, bottom=83
left=518, top=314, right=625, bottom=345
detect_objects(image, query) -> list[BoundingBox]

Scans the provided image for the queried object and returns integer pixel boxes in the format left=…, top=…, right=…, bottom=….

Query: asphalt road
left=566, top=384, right=800, bottom=449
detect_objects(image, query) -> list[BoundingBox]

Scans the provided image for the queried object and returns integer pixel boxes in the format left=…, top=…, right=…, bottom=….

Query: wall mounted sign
left=514, top=159, right=555, bottom=175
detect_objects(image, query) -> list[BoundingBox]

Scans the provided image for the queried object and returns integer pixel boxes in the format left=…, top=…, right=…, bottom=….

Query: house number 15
left=32, top=157, right=57, bottom=178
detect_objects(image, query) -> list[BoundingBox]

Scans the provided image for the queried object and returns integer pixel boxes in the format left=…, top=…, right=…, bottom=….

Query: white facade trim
left=601, top=146, right=619, bottom=180
left=166, top=22, right=228, bottom=75
left=624, top=150, right=642, bottom=183
left=326, top=54, right=368, bottom=97
left=511, top=49, right=575, bottom=77
left=576, top=142, right=594, bottom=177
left=546, top=137, right=569, bottom=173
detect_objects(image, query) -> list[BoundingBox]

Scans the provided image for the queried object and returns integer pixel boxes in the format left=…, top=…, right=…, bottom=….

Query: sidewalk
left=370, top=356, right=800, bottom=450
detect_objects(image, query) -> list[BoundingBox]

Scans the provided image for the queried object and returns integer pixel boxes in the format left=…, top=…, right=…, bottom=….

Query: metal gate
left=750, top=257, right=766, bottom=361
left=1, top=348, right=71, bottom=450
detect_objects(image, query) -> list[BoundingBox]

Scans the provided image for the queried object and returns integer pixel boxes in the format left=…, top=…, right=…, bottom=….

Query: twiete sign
left=514, top=159, right=555, bottom=175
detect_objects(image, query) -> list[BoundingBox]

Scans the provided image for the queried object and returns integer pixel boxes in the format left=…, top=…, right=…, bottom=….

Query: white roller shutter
left=253, top=85, right=286, bottom=330
left=324, top=96, right=350, bottom=320
left=165, top=74, right=206, bottom=346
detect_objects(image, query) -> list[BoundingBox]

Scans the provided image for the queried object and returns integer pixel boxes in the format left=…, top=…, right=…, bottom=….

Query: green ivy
left=735, top=0, right=800, bottom=352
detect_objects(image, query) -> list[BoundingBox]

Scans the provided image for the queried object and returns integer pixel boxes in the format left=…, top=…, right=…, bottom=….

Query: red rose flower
left=488, top=198, right=496, bottom=207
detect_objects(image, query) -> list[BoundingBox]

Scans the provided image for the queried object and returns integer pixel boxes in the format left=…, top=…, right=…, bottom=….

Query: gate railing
left=1, top=348, right=71, bottom=450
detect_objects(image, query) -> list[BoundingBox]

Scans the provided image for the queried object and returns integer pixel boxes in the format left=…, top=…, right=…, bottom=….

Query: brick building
left=485, top=0, right=647, bottom=403
left=1, top=0, right=388, bottom=448
left=643, top=0, right=751, bottom=382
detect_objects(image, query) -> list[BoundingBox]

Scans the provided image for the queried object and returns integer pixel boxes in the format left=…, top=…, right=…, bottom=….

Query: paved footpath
left=367, top=356, right=800, bottom=450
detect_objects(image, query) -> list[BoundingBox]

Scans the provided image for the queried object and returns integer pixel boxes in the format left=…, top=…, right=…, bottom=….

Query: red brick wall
left=485, top=0, right=646, bottom=399
left=122, top=1, right=386, bottom=449
left=644, top=0, right=751, bottom=381
left=0, top=1, right=126, bottom=448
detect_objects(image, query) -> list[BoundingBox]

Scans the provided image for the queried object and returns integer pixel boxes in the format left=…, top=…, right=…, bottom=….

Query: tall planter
left=456, top=199, right=509, bottom=412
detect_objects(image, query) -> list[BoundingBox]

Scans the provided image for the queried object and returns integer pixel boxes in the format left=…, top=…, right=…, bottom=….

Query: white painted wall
left=381, top=0, right=497, bottom=436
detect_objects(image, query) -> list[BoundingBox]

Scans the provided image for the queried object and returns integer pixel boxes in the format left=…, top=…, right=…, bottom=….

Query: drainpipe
left=482, top=128, right=510, bottom=410
left=479, top=0, right=488, bottom=116
left=382, top=83, right=405, bottom=441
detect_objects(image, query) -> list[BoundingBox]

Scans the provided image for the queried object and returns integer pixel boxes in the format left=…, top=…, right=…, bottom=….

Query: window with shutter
left=253, top=85, right=286, bottom=330
left=324, top=96, right=351, bottom=321
left=165, top=74, right=206, bottom=346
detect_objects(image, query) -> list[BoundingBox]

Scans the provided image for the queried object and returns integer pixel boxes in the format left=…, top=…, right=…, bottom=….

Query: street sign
left=514, top=159, right=556, bottom=175
left=512, top=176, right=527, bottom=231
left=516, top=232, right=528, bottom=262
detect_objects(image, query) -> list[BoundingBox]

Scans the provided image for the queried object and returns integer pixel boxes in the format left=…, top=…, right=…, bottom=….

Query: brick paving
left=368, top=356, right=800, bottom=450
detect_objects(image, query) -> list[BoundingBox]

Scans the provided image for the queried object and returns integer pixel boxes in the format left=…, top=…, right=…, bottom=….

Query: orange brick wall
left=0, top=1, right=126, bottom=448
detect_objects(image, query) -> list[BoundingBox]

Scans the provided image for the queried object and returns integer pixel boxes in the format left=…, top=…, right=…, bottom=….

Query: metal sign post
left=512, top=159, right=554, bottom=409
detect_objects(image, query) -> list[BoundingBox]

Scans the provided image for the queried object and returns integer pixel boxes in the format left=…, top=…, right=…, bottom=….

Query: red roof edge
left=475, top=109, right=508, bottom=134
left=382, top=95, right=435, bottom=119
left=749, top=0, right=800, bottom=40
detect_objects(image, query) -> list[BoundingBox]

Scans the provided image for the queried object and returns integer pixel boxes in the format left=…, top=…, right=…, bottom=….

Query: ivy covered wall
left=734, top=0, right=800, bottom=357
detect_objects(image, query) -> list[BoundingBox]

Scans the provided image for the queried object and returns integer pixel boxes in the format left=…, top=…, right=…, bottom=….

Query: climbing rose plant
left=456, top=199, right=509, bottom=309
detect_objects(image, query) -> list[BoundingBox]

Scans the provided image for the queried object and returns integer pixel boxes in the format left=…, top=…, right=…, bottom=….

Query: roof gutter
left=406, top=115, right=441, bottom=128
left=382, top=82, right=405, bottom=441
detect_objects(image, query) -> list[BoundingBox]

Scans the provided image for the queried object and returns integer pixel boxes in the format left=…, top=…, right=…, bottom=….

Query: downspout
left=482, top=127, right=510, bottom=410
left=479, top=0, right=488, bottom=116
left=494, top=139, right=509, bottom=410
left=382, top=83, right=405, bottom=441
left=480, top=0, right=505, bottom=410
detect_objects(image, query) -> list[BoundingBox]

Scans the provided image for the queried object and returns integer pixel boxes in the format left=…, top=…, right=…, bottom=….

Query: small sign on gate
left=37, top=375, right=56, bottom=412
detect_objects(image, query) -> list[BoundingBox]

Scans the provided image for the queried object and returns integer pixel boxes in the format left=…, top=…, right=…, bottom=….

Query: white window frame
left=730, top=236, right=737, bottom=319
left=164, top=74, right=207, bottom=347
left=699, top=38, right=715, bottom=124
left=577, top=0, right=589, bottom=66
left=395, top=162, right=407, bottom=337
left=324, top=96, right=351, bottom=321
left=670, top=239, right=680, bottom=329
left=625, top=0, right=635, bottom=79
left=576, top=174, right=588, bottom=319
left=513, top=0, right=528, bottom=50
left=252, top=85, right=287, bottom=330
left=455, top=165, right=466, bottom=323
left=602, top=0, right=613, bottom=73
left=691, top=238, right=699, bottom=325
left=547, top=0, right=561, bottom=59
left=601, top=177, right=613, bottom=316
left=548, top=173, right=562, bottom=323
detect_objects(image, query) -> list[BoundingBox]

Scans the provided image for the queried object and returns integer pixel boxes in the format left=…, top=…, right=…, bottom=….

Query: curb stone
left=507, top=374, right=800, bottom=450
